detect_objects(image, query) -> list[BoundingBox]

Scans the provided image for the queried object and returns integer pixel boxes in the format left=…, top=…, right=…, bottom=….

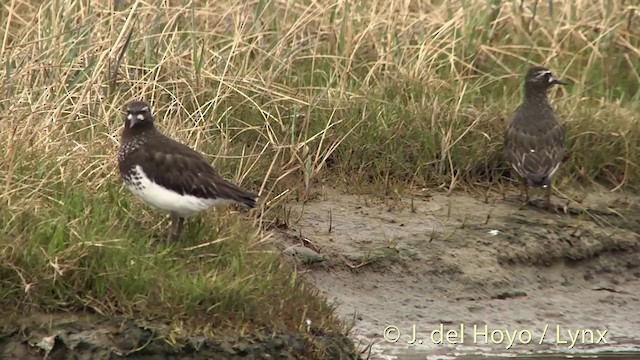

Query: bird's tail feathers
left=217, top=179, right=259, bottom=209
left=526, top=174, right=551, bottom=188
left=238, top=193, right=258, bottom=209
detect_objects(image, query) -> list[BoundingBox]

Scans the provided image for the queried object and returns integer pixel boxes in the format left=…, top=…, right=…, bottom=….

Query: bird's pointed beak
left=550, top=77, right=568, bottom=86
left=127, top=113, right=138, bottom=128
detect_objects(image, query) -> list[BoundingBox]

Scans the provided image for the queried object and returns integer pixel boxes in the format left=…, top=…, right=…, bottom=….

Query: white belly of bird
left=125, top=165, right=234, bottom=217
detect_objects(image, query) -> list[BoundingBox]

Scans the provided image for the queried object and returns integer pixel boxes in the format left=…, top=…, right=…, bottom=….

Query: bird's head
left=124, top=101, right=154, bottom=130
left=524, top=66, right=568, bottom=92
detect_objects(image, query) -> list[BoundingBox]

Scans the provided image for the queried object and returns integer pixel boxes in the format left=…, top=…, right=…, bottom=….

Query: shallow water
left=396, top=353, right=640, bottom=360
left=358, top=336, right=640, bottom=360
left=393, top=347, right=640, bottom=360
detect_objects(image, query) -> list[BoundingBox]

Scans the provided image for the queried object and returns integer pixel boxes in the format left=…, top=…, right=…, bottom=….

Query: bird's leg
left=518, top=177, right=530, bottom=209
left=545, top=184, right=558, bottom=213
left=167, top=212, right=184, bottom=242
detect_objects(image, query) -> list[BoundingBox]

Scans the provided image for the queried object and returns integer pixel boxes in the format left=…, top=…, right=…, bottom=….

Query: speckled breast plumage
left=118, top=137, right=147, bottom=192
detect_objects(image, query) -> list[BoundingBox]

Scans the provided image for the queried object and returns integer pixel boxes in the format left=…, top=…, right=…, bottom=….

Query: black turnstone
left=118, top=100, right=258, bottom=241
left=504, top=66, right=567, bottom=211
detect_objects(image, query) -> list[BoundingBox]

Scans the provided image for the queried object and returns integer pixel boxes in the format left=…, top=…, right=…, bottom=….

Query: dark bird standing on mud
left=504, top=66, right=567, bottom=211
left=118, top=101, right=258, bottom=242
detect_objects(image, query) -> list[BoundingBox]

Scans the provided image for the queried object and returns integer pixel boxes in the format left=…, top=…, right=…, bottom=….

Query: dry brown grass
left=0, top=0, right=638, bottom=356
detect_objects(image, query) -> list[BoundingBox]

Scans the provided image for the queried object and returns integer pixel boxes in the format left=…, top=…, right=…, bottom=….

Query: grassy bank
left=0, top=0, right=638, bottom=357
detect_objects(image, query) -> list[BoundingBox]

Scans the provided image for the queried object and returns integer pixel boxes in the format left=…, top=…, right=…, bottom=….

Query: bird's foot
left=546, top=199, right=560, bottom=214
left=166, top=229, right=179, bottom=243
left=518, top=195, right=531, bottom=210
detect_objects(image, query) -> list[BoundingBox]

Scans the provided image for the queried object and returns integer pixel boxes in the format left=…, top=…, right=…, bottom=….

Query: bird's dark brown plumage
left=504, top=66, right=567, bottom=210
left=118, top=100, right=258, bottom=241
left=119, top=130, right=258, bottom=208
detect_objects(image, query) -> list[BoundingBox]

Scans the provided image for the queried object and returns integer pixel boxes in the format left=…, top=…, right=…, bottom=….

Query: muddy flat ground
left=278, top=185, right=640, bottom=359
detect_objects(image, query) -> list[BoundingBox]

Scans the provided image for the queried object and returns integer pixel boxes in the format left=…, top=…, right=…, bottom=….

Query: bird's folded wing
left=505, top=121, right=565, bottom=177
left=145, top=138, right=257, bottom=204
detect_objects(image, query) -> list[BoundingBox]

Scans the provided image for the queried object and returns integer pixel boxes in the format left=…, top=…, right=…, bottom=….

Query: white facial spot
left=547, top=76, right=555, bottom=83
left=140, top=106, right=149, bottom=112
left=530, top=149, right=535, bottom=153
left=136, top=114, right=145, bottom=121
left=536, top=70, right=551, bottom=79
left=127, top=114, right=133, bottom=120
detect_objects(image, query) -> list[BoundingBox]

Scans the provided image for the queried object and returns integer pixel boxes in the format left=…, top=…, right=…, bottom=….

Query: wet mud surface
left=279, top=187, right=640, bottom=359
left=0, top=312, right=356, bottom=359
